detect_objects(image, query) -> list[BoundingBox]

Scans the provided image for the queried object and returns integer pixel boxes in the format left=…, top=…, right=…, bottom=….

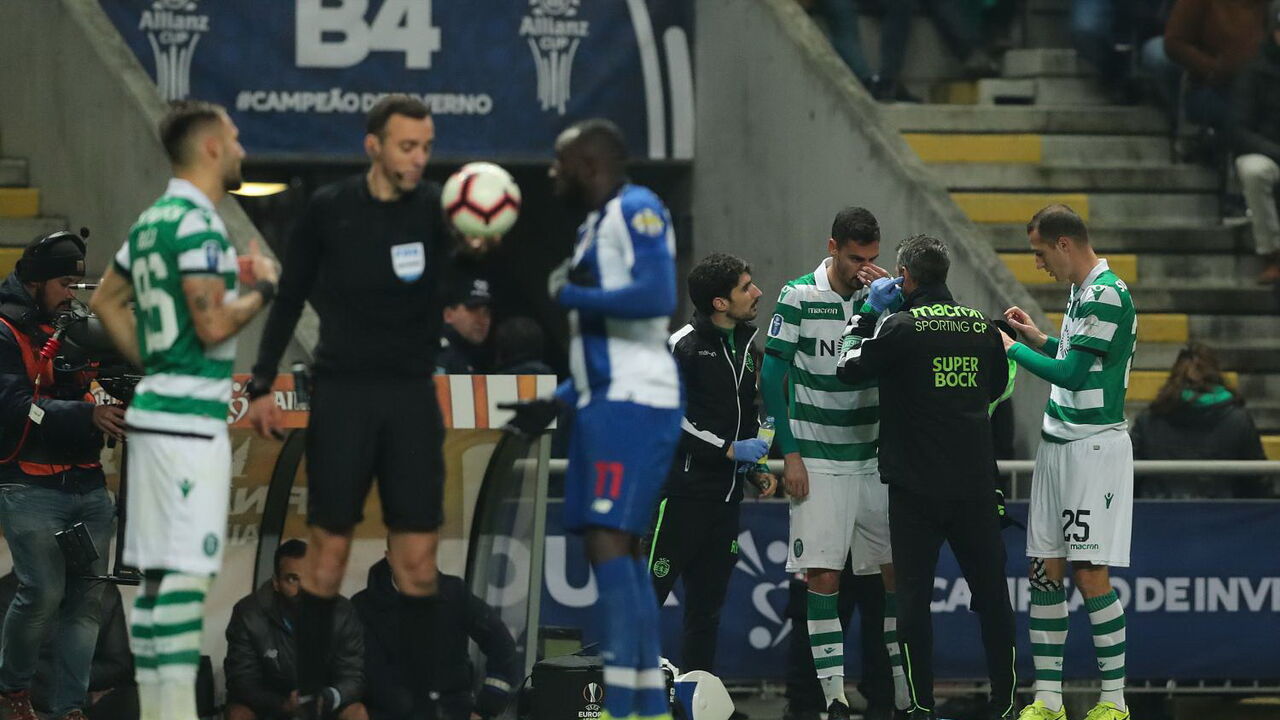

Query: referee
left=835, top=235, right=1015, bottom=720
left=245, top=95, right=462, bottom=720
left=650, top=252, right=777, bottom=674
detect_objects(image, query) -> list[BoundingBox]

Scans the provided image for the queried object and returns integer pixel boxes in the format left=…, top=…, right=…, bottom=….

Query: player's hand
left=92, top=404, right=126, bottom=441
left=498, top=398, right=560, bottom=437
left=856, top=263, right=891, bottom=287
left=239, top=238, right=280, bottom=286
left=547, top=258, right=572, bottom=302
left=247, top=394, right=285, bottom=441
left=282, top=691, right=300, bottom=714
left=728, top=438, right=769, bottom=464
left=461, top=235, right=502, bottom=256
left=1003, top=306, right=1046, bottom=348
left=783, top=453, right=809, bottom=499
left=1000, top=327, right=1017, bottom=353
left=867, top=276, right=904, bottom=312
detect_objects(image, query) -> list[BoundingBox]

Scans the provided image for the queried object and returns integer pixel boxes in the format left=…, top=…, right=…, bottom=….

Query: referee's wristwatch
left=246, top=376, right=274, bottom=400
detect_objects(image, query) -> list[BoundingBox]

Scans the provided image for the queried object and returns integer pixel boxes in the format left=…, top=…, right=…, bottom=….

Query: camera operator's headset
left=0, top=230, right=90, bottom=464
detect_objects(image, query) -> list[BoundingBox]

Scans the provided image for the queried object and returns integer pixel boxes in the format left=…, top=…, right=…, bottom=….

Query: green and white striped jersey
left=114, top=179, right=238, bottom=433
left=765, top=258, right=878, bottom=475
left=1043, top=259, right=1137, bottom=442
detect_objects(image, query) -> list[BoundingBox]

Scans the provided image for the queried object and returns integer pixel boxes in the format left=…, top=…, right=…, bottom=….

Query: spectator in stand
left=1130, top=344, right=1269, bottom=499
left=1070, top=0, right=1167, bottom=103
left=492, top=317, right=555, bottom=375
left=1139, top=0, right=1266, bottom=130
left=352, top=553, right=519, bottom=720
left=437, top=276, right=493, bottom=374
left=1230, top=0, right=1280, bottom=285
left=808, top=0, right=998, bottom=103
left=0, top=575, right=138, bottom=720
left=224, top=540, right=367, bottom=720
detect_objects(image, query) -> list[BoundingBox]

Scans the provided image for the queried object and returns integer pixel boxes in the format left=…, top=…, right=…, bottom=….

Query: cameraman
left=0, top=232, right=122, bottom=720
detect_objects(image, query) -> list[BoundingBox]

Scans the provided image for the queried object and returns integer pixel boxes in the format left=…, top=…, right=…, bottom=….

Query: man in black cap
left=436, top=276, right=493, bottom=375
left=0, top=231, right=125, bottom=720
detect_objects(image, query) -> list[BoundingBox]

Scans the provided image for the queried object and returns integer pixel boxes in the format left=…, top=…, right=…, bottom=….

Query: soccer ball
left=441, top=162, right=522, bottom=238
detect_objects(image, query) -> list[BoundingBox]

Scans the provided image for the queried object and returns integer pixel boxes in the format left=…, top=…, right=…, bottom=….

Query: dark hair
left=563, top=118, right=628, bottom=166
left=274, top=539, right=307, bottom=578
left=1150, top=343, right=1240, bottom=415
left=159, top=100, right=225, bottom=166
left=1027, top=204, right=1089, bottom=245
left=831, top=206, right=880, bottom=247
left=366, top=94, right=431, bottom=138
left=494, top=317, right=546, bottom=369
left=688, top=253, right=751, bottom=316
left=896, top=234, right=949, bottom=287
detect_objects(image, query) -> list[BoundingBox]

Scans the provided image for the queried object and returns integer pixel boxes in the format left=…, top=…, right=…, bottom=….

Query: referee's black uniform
left=836, top=282, right=1015, bottom=718
left=252, top=174, right=454, bottom=531
left=649, top=311, right=759, bottom=673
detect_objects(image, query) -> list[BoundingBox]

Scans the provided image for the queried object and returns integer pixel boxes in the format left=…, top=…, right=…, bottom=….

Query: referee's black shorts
left=304, top=375, right=445, bottom=532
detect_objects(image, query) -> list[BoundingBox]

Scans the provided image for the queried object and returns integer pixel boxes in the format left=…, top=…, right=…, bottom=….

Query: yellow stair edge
left=0, top=248, right=23, bottom=278
left=1047, top=312, right=1188, bottom=343
left=904, top=133, right=1042, bottom=164
left=1002, top=253, right=1136, bottom=285
left=1262, top=436, right=1280, bottom=461
left=0, top=188, right=39, bottom=219
left=1129, top=370, right=1238, bottom=403
left=929, top=81, right=980, bottom=105
left=953, top=192, right=1089, bottom=224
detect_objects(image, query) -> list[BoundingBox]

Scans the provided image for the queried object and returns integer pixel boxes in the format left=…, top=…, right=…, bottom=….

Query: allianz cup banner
left=531, top=501, right=1280, bottom=680
left=99, top=0, right=694, bottom=160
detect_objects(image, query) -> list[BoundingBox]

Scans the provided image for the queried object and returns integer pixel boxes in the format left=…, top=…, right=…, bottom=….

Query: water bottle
left=747, top=416, right=776, bottom=491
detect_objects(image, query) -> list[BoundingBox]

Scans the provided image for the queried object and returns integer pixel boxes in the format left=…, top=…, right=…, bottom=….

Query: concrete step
left=0, top=216, right=67, bottom=246
left=1133, top=341, right=1280, bottom=373
left=978, top=77, right=1110, bottom=106
left=0, top=159, right=27, bottom=187
left=1187, top=313, right=1280, bottom=341
left=1047, top=312, right=1189, bottom=343
left=1027, top=283, right=1278, bottom=314
left=0, top=188, right=38, bottom=218
left=0, top=248, right=22, bottom=277
left=1264, top=435, right=1280, bottom=460
left=1002, top=48, right=1089, bottom=78
left=933, top=163, right=1218, bottom=192
left=908, top=134, right=1178, bottom=166
left=980, top=222, right=1251, bottom=253
left=1006, top=253, right=1261, bottom=284
left=953, top=192, right=1218, bottom=224
left=884, top=104, right=1167, bottom=135
left=1127, top=400, right=1280, bottom=434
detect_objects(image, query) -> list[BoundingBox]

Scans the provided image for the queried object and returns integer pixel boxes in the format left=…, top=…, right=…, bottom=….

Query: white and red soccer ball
left=441, top=162, right=522, bottom=238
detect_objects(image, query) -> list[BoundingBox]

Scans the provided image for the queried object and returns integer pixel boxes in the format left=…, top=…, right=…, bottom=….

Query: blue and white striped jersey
left=560, top=184, right=680, bottom=409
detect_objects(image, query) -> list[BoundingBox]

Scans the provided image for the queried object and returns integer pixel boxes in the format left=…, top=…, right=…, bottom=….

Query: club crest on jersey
left=390, top=242, right=426, bottom=283
left=769, top=314, right=784, bottom=337
left=630, top=207, right=665, bottom=237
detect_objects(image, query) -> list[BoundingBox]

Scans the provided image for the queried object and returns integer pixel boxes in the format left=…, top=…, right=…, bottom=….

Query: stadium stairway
left=0, top=132, right=67, bottom=274
left=873, top=10, right=1280, bottom=460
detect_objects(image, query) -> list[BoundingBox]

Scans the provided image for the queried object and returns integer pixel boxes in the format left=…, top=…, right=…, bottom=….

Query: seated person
left=0, top=573, right=139, bottom=720
left=224, top=540, right=367, bottom=720
left=1130, top=343, right=1269, bottom=498
left=437, top=276, right=494, bottom=374
left=352, top=553, right=519, bottom=720
left=492, top=317, right=555, bottom=375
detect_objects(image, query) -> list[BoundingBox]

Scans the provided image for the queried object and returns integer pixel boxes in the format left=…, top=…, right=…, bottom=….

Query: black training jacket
left=665, top=313, right=760, bottom=503
left=835, top=284, right=1007, bottom=499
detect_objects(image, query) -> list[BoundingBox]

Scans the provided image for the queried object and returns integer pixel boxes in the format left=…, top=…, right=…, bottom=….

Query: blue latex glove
left=867, top=276, right=904, bottom=312
left=730, top=438, right=769, bottom=464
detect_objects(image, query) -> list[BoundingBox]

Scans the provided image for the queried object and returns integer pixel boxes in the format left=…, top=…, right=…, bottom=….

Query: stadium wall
left=693, top=0, right=1052, bottom=458
left=0, top=0, right=313, bottom=368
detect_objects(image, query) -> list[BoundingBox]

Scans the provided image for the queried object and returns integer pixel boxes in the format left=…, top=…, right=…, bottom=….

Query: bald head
left=551, top=118, right=628, bottom=209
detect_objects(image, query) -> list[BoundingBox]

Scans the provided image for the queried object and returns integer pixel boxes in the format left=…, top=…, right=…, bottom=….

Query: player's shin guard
left=297, top=589, right=338, bottom=717
left=130, top=592, right=160, bottom=720
left=807, top=590, right=846, bottom=707
left=884, top=592, right=911, bottom=711
left=633, top=557, right=672, bottom=720
left=1029, top=585, right=1068, bottom=713
left=1086, top=591, right=1127, bottom=710
left=153, top=572, right=210, bottom=720
left=595, top=556, right=640, bottom=720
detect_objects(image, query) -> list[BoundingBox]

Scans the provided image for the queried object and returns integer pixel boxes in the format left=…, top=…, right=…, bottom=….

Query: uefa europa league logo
left=139, top=0, right=209, bottom=101
left=520, top=0, right=589, bottom=115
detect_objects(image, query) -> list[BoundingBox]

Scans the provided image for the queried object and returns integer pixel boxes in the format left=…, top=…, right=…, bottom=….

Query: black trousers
left=648, top=497, right=739, bottom=672
left=784, top=566, right=894, bottom=713
left=888, top=486, right=1016, bottom=712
